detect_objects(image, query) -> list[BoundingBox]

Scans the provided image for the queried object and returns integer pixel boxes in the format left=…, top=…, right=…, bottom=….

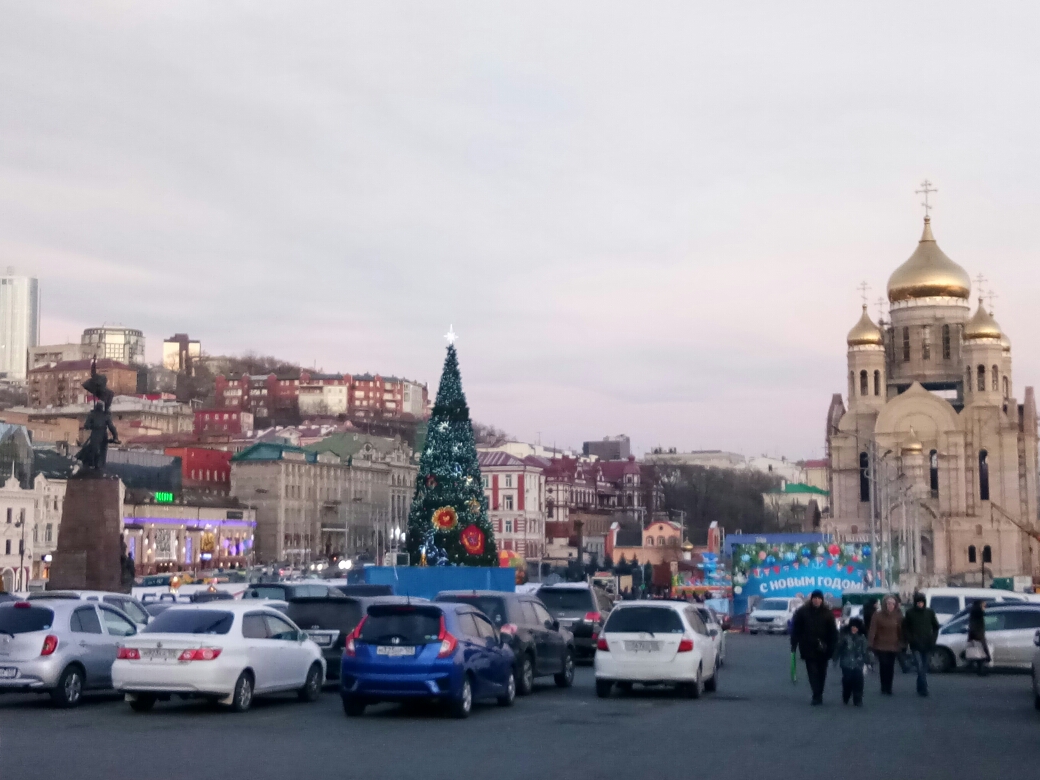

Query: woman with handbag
left=867, top=595, right=903, bottom=695
left=967, top=600, right=990, bottom=675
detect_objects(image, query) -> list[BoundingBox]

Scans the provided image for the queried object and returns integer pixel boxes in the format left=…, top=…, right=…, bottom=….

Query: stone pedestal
left=48, top=477, right=125, bottom=592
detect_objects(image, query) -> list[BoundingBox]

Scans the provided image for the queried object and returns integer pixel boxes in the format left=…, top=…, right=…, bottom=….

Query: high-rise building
left=0, top=270, right=40, bottom=381
left=582, top=434, right=631, bottom=461
left=81, top=325, right=145, bottom=365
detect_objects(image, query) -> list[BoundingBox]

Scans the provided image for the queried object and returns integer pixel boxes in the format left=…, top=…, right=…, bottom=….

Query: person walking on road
left=790, top=589, right=838, bottom=705
left=867, top=595, right=903, bottom=695
left=835, top=617, right=869, bottom=706
left=967, top=600, right=991, bottom=675
left=902, top=592, right=940, bottom=696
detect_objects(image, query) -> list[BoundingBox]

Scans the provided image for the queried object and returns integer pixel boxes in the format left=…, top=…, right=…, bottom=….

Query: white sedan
left=594, top=601, right=718, bottom=698
left=112, top=603, right=325, bottom=712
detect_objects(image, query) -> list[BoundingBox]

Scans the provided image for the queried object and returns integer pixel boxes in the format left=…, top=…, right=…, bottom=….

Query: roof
left=477, top=450, right=529, bottom=469
left=28, top=358, right=134, bottom=374
left=766, top=482, right=829, bottom=496
left=307, top=432, right=407, bottom=461
left=615, top=527, right=644, bottom=546
left=597, top=457, right=641, bottom=481
left=231, top=441, right=316, bottom=463
left=802, top=459, right=828, bottom=469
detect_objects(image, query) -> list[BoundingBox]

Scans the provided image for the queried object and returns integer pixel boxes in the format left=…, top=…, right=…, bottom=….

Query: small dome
left=887, top=218, right=971, bottom=303
left=1000, top=332, right=1011, bottom=354
left=847, top=305, right=883, bottom=346
left=963, top=299, right=1002, bottom=342
left=902, top=426, right=923, bottom=454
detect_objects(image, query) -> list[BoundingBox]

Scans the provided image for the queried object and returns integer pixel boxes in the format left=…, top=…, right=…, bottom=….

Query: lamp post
left=15, top=514, right=27, bottom=591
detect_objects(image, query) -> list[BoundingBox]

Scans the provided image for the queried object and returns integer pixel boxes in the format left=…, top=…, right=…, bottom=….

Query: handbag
left=964, top=640, right=986, bottom=660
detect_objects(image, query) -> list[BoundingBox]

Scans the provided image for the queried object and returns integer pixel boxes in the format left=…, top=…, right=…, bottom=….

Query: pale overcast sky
left=2, top=2, right=1039, bottom=460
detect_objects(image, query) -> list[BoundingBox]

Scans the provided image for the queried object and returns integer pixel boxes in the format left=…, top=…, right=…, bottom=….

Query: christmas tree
left=406, top=333, right=497, bottom=566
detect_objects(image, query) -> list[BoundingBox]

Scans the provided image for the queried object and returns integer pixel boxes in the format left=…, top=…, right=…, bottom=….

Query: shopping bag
left=964, top=640, right=986, bottom=660
left=790, top=652, right=798, bottom=683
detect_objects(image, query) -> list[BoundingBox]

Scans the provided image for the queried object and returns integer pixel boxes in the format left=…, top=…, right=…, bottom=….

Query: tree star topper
left=444, top=325, right=458, bottom=346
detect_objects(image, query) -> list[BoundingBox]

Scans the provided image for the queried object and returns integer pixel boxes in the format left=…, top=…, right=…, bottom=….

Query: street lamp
left=14, top=514, right=27, bottom=591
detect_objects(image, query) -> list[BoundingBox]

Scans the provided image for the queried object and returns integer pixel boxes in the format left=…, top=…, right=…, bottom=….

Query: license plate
left=0, top=667, right=17, bottom=679
left=141, top=648, right=177, bottom=660
left=624, top=641, right=661, bottom=652
left=310, top=634, right=334, bottom=647
left=376, top=645, right=416, bottom=657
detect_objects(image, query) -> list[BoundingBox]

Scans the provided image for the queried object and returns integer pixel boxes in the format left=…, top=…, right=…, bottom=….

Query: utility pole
left=869, top=442, right=879, bottom=585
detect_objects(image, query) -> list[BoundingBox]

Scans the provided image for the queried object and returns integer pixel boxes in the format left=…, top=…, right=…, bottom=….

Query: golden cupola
left=846, top=305, right=883, bottom=347
left=887, top=217, right=971, bottom=303
left=963, top=298, right=1002, bottom=341
left=1000, top=332, right=1011, bottom=354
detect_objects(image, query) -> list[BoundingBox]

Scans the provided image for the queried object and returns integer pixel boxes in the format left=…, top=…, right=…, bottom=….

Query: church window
left=922, top=326, right=931, bottom=361
left=979, top=450, right=990, bottom=501
left=983, top=545, right=992, bottom=564
left=992, top=365, right=999, bottom=392
left=977, top=365, right=986, bottom=393
left=646, top=536, right=654, bottom=546
left=1003, top=376, right=1009, bottom=398
left=929, top=450, right=939, bottom=497
left=859, top=452, right=870, bottom=503
left=901, top=327, right=910, bottom=362
left=942, top=324, right=951, bottom=360
left=860, top=370, right=868, bottom=396
left=976, top=524, right=983, bottom=536
left=851, top=525, right=858, bottom=535
left=873, top=370, right=881, bottom=396
left=968, top=545, right=977, bottom=563
left=849, top=371, right=855, bottom=399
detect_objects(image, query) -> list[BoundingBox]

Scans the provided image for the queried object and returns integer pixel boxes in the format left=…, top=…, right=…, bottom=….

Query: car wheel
left=554, top=651, right=575, bottom=688
left=929, top=648, right=955, bottom=674
left=298, top=663, right=323, bottom=702
left=129, top=694, right=157, bottom=713
left=516, top=655, right=534, bottom=696
left=498, top=670, right=516, bottom=706
left=230, top=671, right=254, bottom=713
left=704, top=660, right=718, bottom=693
left=343, top=697, right=366, bottom=717
left=681, top=668, right=701, bottom=699
left=451, top=675, right=473, bottom=719
left=595, top=680, right=613, bottom=698
left=616, top=682, right=633, bottom=693
left=50, top=666, right=84, bottom=709
left=749, top=630, right=758, bottom=635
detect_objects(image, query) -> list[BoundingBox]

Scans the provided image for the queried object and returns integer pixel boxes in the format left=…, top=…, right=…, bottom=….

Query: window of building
left=849, top=371, right=855, bottom=399
left=504, top=519, right=512, bottom=533
left=977, top=365, right=986, bottom=392
left=504, top=495, right=514, bottom=511
left=902, top=327, right=911, bottom=362
left=5, top=508, right=10, bottom=524
left=929, top=450, right=939, bottom=498
left=505, top=475, right=512, bottom=488
left=966, top=367, right=972, bottom=393
left=851, top=525, right=859, bottom=535
left=646, top=536, right=655, bottom=546
left=979, top=450, right=990, bottom=501
left=922, top=325, right=931, bottom=361
left=873, top=370, right=881, bottom=397
left=45, top=524, right=52, bottom=543
left=992, top=365, right=999, bottom=392
left=859, top=452, right=870, bottom=503
left=1003, top=376, right=1010, bottom=398
left=4, top=540, right=9, bottom=555
left=983, top=545, right=992, bottom=564
left=942, top=324, right=951, bottom=360
left=859, top=370, right=868, bottom=396
left=968, top=545, right=977, bottom=563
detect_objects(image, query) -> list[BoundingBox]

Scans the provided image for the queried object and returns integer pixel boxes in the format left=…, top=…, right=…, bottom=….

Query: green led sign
left=154, top=492, right=175, bottom=504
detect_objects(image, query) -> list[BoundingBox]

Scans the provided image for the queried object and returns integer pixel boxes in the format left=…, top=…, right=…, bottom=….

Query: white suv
left=748, top=597, right=802, bottom=635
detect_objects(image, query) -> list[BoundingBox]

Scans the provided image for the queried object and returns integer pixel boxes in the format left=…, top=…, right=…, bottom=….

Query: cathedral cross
left=916, top=179, right=937, bottom=217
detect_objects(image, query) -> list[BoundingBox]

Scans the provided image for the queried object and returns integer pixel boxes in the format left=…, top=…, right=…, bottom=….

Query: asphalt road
left=2, top=634, right=1038, bottom=780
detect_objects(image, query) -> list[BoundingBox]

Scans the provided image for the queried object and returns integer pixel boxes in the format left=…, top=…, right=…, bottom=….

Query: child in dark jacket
left=835, top=617, right=869, bottom=706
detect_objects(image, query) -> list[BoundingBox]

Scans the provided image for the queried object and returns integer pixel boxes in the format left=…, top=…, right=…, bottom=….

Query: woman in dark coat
left=967, top=600, right=990, bottom=675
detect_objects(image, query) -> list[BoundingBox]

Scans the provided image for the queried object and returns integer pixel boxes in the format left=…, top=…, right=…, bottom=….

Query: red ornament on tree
left=460, top=524, right=485, bottom=556
left=431, top=506, right=458, bottom=531
left=426, top=475, right=438, bottom=488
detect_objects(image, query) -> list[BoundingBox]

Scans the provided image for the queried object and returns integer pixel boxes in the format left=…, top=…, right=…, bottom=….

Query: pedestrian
left=790, top=589, right=838, bottom=705
left=967, top=599, right=991, bottom=675
left=835, top=617, right=869, bottom=706
left=867, top=595, right=903, bottom=695
left=862, top=597, right=878, bottom=637
left=902, top=592, right=940, bottom=696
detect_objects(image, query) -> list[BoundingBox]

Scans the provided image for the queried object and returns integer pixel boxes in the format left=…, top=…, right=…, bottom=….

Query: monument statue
left=75, top=357, right=120, bottom=473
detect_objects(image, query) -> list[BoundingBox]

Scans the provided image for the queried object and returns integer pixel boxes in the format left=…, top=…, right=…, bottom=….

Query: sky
left=2, top=2, right=1040, bottom=461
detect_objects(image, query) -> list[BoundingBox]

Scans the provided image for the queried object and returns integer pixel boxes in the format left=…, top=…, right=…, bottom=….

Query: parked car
left=434, top=590, right=575, bottom=693
left=340, top=601, right=516, bottom=718
left=748, top=597, right=803, bottom=635
left=143, top=602, right=179, bottom=618
left=0, top=598, right=139, bottom=707
left=286, top=595, right=414, bottom=682
left=189, top=590, right=235, bottom=603
left=922, top=587, right=1032, bottom=626
left=112, top=603, right=325, bottom=713
left=535, top=583, right=613, bottom=659
left=691, top=604, right=726, bottom=666
left=932, top=603, right=1040, bottom=672
left=1030, top=629, right=1040, bottom=710
left=242, top=582, right=346, bottom=600
left=331, top=584, right=394, bottom=597
left=27, top=590, right=151, bottom=628
left=594, top=601, right=718, bottom=698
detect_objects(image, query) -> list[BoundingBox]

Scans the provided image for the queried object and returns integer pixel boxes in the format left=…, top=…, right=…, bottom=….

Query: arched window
left=992, top=365, right=999, bottom=391
left=982, top=545, right=992, bottom=564
left=849, top=371, right=855, bottom=399
left=902, top=327, right=911, bottom=362
left=657, top=536, right=665, bottom=546
left=922, top=325, right=931, bottom=360
left=646, top=536, right=654, bottom=546
left=1003, top=376, right=1010, bottom=398
left=968, top=545, right=977, bottom=563
left=966, top=367, right=973, bottom=393
left=860, top=370, right=868, bottom=396
left=873, top=370, right=881, bottom=396
left=979, top=449, right=990, bottom=501
left=859, top=452, right=870, bottom=503
left=929, top=450, right=939, bottom=497
left=942, top=324, right=951, bottom=360
left=977, top=365, right=986, bottom=392
left=851, top=525, right=859, bottom=535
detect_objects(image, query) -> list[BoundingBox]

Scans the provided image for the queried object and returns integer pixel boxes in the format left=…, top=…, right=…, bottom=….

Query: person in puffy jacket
left=790, top=590, right=838, bottom=705
left=834, top=617, right=869, bottom=706
left=902, top=593, right=940, bottom=696
left=867, top=595, right=903, bottom=695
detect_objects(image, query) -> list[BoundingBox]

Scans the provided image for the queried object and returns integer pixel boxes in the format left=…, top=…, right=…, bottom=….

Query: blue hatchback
left=340, top=602, right=516, bottom=718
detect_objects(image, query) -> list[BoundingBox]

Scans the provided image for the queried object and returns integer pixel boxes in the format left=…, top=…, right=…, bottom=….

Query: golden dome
left=887, top=218, right=971, bottom=303
left=963, top=299, right=1002, bottom=341
left=902, top=426, right=923, bottom=454
left=1000, top=332, right=1011, bottom=354
left=847, top=305, right=883, bottom=346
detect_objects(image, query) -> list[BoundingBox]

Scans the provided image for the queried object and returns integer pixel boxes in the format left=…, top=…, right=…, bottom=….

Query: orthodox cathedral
left=825, top=210, right=1039, bottom=585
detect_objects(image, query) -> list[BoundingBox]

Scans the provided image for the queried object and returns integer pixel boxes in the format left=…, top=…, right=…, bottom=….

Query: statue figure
left=75, top=357, right=120, bottom=473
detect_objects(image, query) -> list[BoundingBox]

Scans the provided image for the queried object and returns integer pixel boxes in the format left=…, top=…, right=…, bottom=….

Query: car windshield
left=436, top=596, right=507, bottom=625
left=287, top=600, right=363, bottom=634
left=0, top=606, right=54, bottom=634
left=243, top=586, right=286, bottom=600
left=604, top=607, right=685, bottom=634
left=142, top=609, right=234, bottom=635
left=360, top=605, right=442, bottom=646
left=757, top=600, right=791, bottom=611
left=537, top=589, right=592, bottom=613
